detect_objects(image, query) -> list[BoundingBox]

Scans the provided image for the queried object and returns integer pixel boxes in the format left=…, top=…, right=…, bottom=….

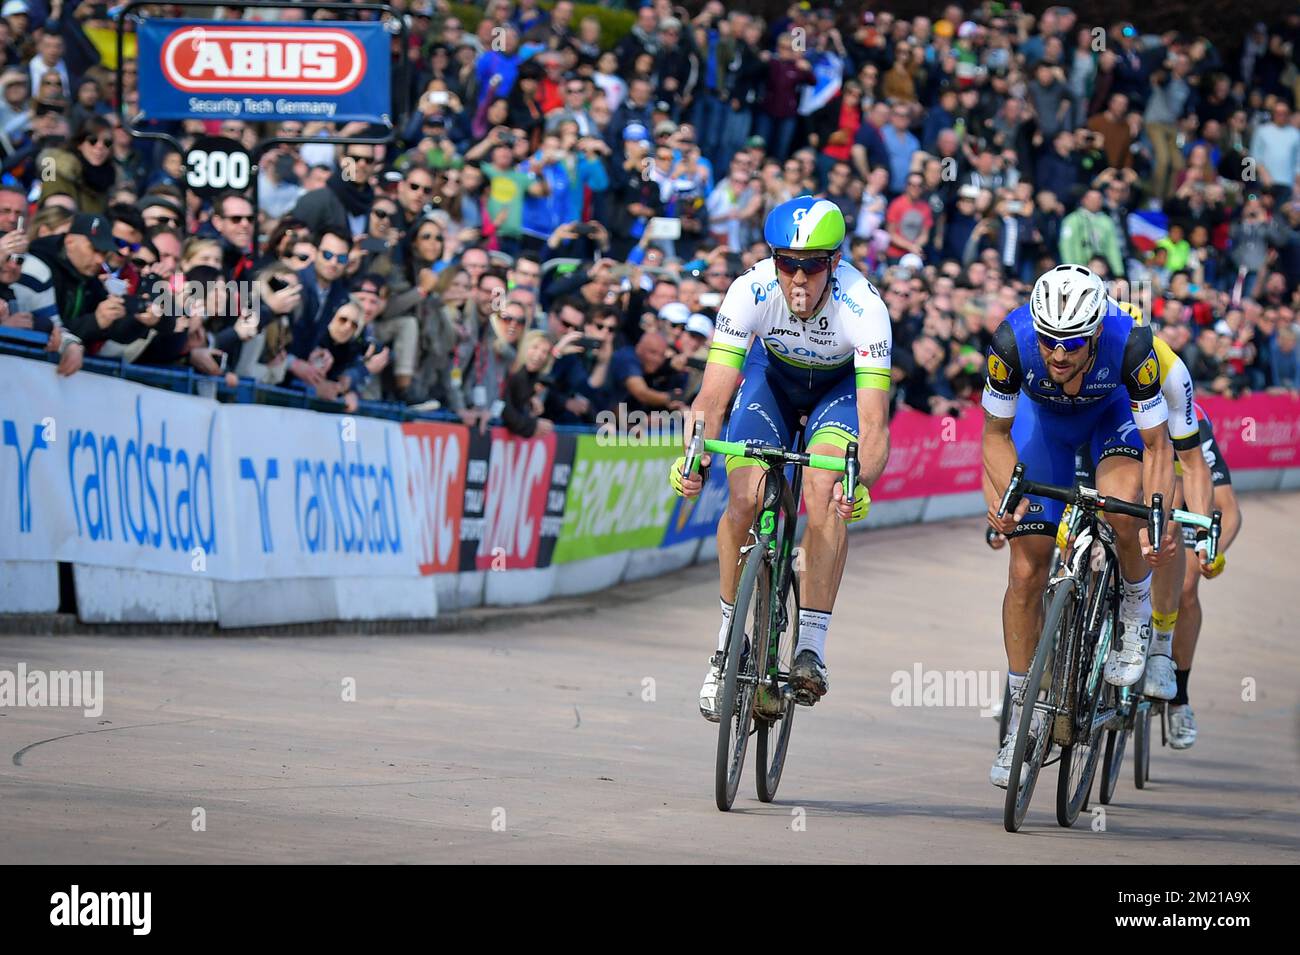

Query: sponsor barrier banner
left=661, top=454, right=730, bottom=546
left=458, top=427, right=556, bottom=572
left=137, top=19, right=392, bottom=123
left=0, top=357, right=417, bottom=580
left=872, top=407, right=983, bottom=501
left=552, top=437, right=680, bottom=563
left=1199, top=394, right=1300, bottom=470
left=402, top=421, right=467, bottom=575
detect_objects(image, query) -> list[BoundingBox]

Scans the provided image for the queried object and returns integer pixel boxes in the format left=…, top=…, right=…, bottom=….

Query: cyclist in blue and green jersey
left=670, top=196, right=893, bottom=720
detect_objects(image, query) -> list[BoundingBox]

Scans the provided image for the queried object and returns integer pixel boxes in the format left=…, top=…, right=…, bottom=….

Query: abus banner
left=136, top=20, right=393, bottom=122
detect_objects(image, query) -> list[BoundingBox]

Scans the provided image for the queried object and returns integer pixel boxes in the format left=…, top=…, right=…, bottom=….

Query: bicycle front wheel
left=715, top=541, right=767, bottom=811
left=1004, top=579, right=1073, bottom=833
left=756, top=574, right=798, bottom=802
left=1099, top=693, right=1130, bottom=805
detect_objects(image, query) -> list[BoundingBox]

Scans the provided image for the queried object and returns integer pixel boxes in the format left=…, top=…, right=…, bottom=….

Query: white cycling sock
left=717, top=598, right=734, bottom=652
left=796, top=609, right=831, bottom=663
left=1151, top=609, right=1177, bottom=656
left=1120, top=572, right=1152, bottom=624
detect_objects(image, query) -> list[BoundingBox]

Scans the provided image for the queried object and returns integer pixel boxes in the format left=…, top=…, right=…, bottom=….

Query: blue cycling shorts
left=1010, top=391, right=1143, bottom=538
left=724, top=346, right=857, bottom=469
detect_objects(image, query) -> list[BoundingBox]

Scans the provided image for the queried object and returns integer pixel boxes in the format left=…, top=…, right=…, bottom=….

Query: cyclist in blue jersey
left=669, top=196, right=893, bottom=720
left=982, top=264, right=1180, bottom=789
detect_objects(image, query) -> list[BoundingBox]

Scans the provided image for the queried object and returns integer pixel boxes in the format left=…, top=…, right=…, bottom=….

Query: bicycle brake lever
left=1208, top=508, right=1222, bottom=563
left=843, top=441, right=859, bottom=504
left=1148, top=492, right=1164, bottom=555
left=997, top=462, right=1026, bottom=518
left=683, top=419, right=705, bottom=481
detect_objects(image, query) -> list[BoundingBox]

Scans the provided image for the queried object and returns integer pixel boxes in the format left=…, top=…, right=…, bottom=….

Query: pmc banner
left=136, top=19, right=393, bottom=123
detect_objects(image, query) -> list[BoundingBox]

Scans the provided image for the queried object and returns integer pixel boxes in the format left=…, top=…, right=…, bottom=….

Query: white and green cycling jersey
left=706, top=258, right=894, bottom=391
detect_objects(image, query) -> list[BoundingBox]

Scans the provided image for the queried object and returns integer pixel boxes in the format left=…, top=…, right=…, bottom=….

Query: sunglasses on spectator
left=320, top=250, right=349, bottom=264
left=131, top=257, right=152, bottom=268
left=224, top=214, right=254, bottom=223
left=333, top=314, right=360, bottom=329
left=407, top=182, right=435, bottom=194
left=289, top=251, right=312, bottom=262
left=115, top=238, right=141, bottom=252
left=774, top=254, right=833, bottom=276
left=597, top=321, right=617, bottom=331
left=417, top=231, right=442, bottom=241
left=372, top=208, right=394, bottom=219
left=1037, top=332, right=1091, bottom=352
left=346, top=154, right=374, bottom=164
left=501, top=315, right=527, bottom=326
left=87, top=137, right=111, bottom=147
left=153, top=216, right=180, bottom=227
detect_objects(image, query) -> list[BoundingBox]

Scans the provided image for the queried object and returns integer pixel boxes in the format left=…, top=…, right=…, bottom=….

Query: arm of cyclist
left=1123, top=325, right=1178, bottom=562
left=980, top=322, right=1029, bottom=534
left=672, top=358, right=741, bottom=496
left=1201, top=483, right=1241, bottom=578
left=832, top=385, right=889, bottom=521
left=672, top=287, right=758, bottom=496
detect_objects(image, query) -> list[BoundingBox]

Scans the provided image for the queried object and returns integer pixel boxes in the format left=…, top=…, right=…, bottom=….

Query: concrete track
left=2, top=495, right=1297, bottom=863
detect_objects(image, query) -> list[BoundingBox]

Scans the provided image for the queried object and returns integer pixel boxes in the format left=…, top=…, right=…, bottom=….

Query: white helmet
left=1030, top=265, right=1107, bottom=339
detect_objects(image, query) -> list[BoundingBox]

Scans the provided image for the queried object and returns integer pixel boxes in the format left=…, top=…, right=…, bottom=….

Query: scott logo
left=161, top=27, right=366, bottom=94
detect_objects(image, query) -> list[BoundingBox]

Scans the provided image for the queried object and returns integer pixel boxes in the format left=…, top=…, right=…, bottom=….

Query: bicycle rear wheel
left=1004, top=579, right=1073, bottom=832
left=756, top=574, right=798, bottom=802
left=715, top=541, right=767, bottom=811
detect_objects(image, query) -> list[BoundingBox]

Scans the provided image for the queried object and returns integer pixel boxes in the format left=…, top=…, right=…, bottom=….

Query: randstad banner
left=136, top=19, right=393, bottom=123
left=0, top=356, right=417, bottom=580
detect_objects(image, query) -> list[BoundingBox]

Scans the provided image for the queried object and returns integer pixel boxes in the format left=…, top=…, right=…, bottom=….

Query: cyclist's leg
left=992, top=400, right=1073, bottom=784
left=1090, top=396, right=1153, bottom=686
left=1170, top=530, right=1202, bottom=747
left=717, top=356, right=799, bottom=638
left=1142, top=466, right=1186, bottom=698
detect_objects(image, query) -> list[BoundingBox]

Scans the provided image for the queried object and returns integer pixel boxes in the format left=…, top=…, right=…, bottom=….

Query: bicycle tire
left=1134, top=703, right=1152, bottom=790
left=1004, top=578, right=1073, bottom=832
left=756, top=572, right=798, bottom=802
left=1099, top=706, right=1130, bottom=805
left=715, top=539, right=766, bottom=811
left=1056, top=561, right=1116, bottom=827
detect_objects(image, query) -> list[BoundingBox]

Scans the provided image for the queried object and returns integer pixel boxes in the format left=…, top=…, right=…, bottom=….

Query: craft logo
left=161, top=27, right=366, bottom=94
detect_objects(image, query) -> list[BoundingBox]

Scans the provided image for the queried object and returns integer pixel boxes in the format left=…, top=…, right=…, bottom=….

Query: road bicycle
left=995, top=462, right=1219, bottom=832
left=682, top=420, right=858, bottom=812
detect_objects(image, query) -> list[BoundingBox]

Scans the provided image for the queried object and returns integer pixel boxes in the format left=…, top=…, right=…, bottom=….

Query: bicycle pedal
left=794, top=688, right=818, bottom=707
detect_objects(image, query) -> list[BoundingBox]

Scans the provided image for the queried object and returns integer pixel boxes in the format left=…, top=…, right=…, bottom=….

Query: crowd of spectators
left=2, top=0, right=1299, bottom=437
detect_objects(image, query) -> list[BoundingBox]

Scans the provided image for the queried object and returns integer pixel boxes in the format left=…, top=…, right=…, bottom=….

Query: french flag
left=1127, top=209, right=1168, bottom=255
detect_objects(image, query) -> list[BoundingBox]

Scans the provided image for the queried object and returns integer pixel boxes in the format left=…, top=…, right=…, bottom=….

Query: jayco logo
left=50, top=885, right=151, bottom=935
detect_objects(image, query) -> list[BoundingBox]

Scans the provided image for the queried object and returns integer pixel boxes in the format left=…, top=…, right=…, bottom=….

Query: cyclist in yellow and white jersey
left=1108, top=302, right=1241, bottom=741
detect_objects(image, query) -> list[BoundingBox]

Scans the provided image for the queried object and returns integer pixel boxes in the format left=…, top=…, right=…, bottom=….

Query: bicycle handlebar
left=997, top=462, right=1222, bottom=562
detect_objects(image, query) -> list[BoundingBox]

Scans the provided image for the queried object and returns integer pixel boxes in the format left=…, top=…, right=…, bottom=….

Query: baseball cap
left=958, top=20, right=978, bottom=39
left=958, top=184, right=981, bottom=200
left=745, top=135, right=766, bottom=149
left=1214, top=319, right=1232, bottom=336
left=658, top=302, right=690, bottom=325
left=1, top=1, right=29, bottom=16
left=654, top=120, right=678, bottom=137
left=899, top=252, right=925, bottom=271
left=686, top=313, right=714, bottom=338
left=70, top=213, right=117, bottom=253
left=623, top=123, right=650, bottom=142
